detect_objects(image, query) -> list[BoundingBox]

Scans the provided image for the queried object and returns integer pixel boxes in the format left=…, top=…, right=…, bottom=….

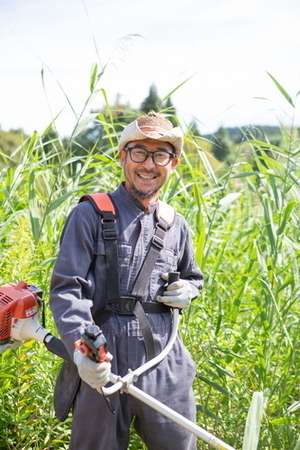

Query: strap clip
left=152, top=234, right=164, bottom=250
left=102, top=228, right=117, bottom=240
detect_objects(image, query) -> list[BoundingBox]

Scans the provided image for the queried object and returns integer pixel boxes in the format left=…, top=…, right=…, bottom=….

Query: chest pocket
left=156, top=247, right=179, bottom=272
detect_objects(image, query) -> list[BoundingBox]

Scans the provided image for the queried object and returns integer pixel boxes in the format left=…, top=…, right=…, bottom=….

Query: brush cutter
left=0, top=280, right=235, bottom=450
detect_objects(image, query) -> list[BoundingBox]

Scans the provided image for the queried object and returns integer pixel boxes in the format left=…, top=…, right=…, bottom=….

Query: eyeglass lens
left=129, top=148, right=172, bottom=166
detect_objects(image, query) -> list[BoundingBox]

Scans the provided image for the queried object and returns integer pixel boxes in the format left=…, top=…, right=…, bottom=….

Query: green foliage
left=0, top=72, right=299, bottom=450
left=178, top=102, right=300, bottom=448
left=0, top=342, right=70, bottom=449
left=0, top=129, right=29, bottom=168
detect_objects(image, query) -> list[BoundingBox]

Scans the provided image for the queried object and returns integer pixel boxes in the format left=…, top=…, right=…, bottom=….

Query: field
left=0, top=75, right=299, bottom=449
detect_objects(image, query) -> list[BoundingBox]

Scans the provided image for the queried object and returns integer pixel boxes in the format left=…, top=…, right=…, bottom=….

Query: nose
left=142, top=153, right=156, bottom=168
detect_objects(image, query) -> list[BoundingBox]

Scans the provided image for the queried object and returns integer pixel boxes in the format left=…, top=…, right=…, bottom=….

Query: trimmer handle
left=74, top=325, right=108, bottom=363
left=168, top=272, right=183, bottom=314
left=168, top=272, right=180, bottom=285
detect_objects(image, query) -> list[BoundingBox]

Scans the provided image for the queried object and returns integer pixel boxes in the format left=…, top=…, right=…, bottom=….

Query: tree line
left=0, top=84, right=282, bottom=167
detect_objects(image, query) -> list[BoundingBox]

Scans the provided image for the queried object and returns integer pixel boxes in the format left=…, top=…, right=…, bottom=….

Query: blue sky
left=1, top=0, right=300, bottom=136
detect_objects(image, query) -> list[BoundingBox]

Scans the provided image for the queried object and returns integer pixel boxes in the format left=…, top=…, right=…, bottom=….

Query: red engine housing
left=0, top=281, right=41, bottom=343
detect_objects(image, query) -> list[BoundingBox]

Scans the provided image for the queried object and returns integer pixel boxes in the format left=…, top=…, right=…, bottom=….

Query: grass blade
left=267, top=72, right=295, bottom=107
left=242, top=392, right=265, bottom=450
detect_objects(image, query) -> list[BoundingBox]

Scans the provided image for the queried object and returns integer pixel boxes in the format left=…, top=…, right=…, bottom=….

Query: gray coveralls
left=50, top=183, right=203, bottom=450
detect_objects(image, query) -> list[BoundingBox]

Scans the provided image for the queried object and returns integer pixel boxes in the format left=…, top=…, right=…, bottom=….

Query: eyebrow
left=128, top=144, right=172, bottom=153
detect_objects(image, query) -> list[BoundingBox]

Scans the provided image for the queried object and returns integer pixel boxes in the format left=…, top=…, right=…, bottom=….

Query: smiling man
left=50, top=111, right=203, bottom=450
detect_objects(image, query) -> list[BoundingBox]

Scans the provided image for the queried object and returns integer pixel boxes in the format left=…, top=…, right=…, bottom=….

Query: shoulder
left=64, top=200, right=101, bottom=234
left=156, top=200, right=190, bottom=230
left=157, top=200, right=176, bottom=226
left=73, top=199, right=99, bottom=217
left=168, top=208, right=193, bottom=247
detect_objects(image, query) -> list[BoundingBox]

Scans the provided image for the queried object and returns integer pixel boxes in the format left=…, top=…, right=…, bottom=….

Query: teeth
left=139, top=174, right=155, bottom=179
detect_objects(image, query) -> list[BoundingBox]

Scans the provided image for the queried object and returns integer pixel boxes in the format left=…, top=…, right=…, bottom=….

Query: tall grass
left=0, top=72, right=299, bottom=449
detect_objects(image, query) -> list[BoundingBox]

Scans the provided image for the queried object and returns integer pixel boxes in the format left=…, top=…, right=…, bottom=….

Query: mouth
left=137, top=172, right=157, bottom=181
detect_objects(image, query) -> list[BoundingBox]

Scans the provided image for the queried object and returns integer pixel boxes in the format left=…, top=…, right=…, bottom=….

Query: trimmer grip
left=168, top=272, right=183, bottom=314
left=75, top=325, right=109, bottom=363
left=168, top=272, right=180, bottom=285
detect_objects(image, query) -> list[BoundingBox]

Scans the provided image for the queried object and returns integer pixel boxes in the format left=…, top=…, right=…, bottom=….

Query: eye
left=155, top=151, right=168, bottom=160
left=132, top=148, right=147, bottom=156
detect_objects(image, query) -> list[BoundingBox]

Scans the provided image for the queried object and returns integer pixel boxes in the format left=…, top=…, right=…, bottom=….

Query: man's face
left=119, top=138, right=179, bottom=205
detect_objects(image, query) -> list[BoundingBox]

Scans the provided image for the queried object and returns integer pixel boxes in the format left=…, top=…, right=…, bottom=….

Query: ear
left=171, top=157, right=179, bottom=170
left=119, top=149, right=126, bottom=166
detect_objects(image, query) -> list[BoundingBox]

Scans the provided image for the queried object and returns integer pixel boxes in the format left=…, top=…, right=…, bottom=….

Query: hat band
left=139, top=126, right=168, bottom=136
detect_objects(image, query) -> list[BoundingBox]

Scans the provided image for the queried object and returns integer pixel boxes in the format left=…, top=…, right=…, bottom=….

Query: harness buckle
left=152, top=234, right=164, bottom=250
left=102, top=228, right=117, bottom=240
left=106, top=296, right=141, bottom=315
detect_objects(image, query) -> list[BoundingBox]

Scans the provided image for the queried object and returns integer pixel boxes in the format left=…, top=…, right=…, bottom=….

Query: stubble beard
left=126, top=167, right=163, bottom=201
left=128, top=183, right=160, bottom=200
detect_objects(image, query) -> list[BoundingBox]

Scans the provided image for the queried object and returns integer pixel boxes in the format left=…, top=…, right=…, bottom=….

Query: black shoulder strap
left=131, top=215, right=169, bottom=297
left=79, top=194, right=120, bottom=302
left=129, top=214, right=170, bottom=360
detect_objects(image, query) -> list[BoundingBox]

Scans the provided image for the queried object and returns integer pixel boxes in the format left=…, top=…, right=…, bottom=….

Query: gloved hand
left=157, top=272, right=193, bottom=309
left=73, top=348, right=112, bottom=390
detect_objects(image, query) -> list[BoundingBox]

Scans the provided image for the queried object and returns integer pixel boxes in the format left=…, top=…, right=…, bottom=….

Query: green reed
left=0, top=71, right=299, bottom=449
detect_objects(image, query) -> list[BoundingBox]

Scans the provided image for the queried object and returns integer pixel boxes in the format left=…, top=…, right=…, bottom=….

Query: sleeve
left=49, top=206, right=97, bottom=357
left=177, top=221, right=204, bottom=301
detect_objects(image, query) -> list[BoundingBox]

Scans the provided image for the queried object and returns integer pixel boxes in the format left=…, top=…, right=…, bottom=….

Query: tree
left=140, top=85, right=161, bottom=113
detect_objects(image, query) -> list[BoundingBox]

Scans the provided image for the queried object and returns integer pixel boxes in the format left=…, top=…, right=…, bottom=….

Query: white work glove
left=73, top=348, right=112, bottom=391
left=157, top=273, right=193, bottom=309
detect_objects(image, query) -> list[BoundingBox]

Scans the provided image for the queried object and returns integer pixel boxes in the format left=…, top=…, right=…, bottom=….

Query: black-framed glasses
left=124, top=146, right=175, bottom=166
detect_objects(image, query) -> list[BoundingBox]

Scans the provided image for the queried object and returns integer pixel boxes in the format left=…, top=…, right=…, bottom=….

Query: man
left=50, top=111, right=203, bottom=450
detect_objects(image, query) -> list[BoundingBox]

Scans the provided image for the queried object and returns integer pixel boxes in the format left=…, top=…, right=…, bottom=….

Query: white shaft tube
left=102, top=309, right=180, bottom=396
left=133, top=308, right=180, bottom=377
left=126, top=384, right=236, bottom=450
left=102, top=308, right=235, bottom=449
